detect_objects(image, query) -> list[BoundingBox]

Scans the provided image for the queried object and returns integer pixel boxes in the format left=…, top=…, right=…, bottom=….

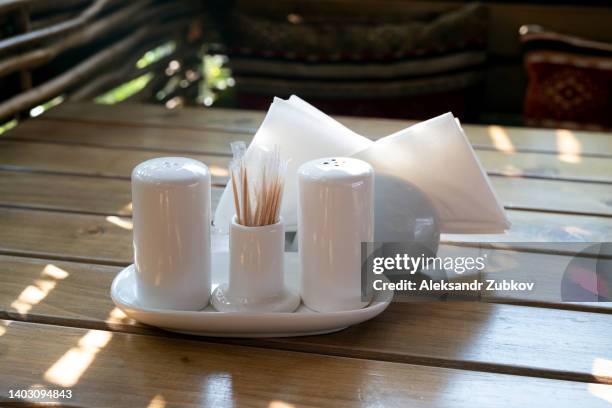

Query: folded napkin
left=214, top=96, right=510, bottom=234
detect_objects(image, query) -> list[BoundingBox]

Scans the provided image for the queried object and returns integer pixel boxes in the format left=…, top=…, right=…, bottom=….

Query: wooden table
left=0, top=102, right=611, bottom=407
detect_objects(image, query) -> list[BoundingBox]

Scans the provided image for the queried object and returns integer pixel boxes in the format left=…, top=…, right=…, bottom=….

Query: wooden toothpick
left=231, top=167, right=241, bottom=225
left=230, top=147, right=285, bottom=227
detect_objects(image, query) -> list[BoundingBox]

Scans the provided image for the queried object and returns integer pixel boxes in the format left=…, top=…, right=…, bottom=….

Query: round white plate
left=111, top=252, right=393, bottom=337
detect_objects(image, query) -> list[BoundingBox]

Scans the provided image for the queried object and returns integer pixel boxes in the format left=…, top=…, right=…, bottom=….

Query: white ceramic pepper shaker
left=131, top=157, right=211, bottom=310
left=298, top=157, right=374, bottom=312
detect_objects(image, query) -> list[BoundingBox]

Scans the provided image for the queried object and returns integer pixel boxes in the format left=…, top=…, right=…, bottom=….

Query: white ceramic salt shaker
left=131, top=157, right=211, bottom=310
left=298, top=157, right=374, bottom=312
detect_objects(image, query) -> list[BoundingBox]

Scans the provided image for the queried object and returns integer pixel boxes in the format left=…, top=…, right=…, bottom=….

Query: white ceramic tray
left=111, top=252, right=393, bottom=337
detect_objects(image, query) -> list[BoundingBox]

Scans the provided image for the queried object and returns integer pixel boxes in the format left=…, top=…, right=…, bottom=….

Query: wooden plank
left=0, top=208, right=133, bottom=265
left=0, top=171, right=612, bottom=220
left=0, top=171, right=224, bottom=216
left=443, top=209, right=612, bottom=243
left=489, top=176, right=612, bottom=217
left=4, top=117, right=251, bottom=156
left=0, top=170, right=134, bottom=215
left=462, top=125, right=612, bottom=158
left=1, top=255, right=612, bottom=385
left=475, top=150, right=612, bottom=183
left=44, top=102, right=266, bottom=133
left=9, top=117, right=612, bottom=166
left=0, top=198, right=612, bottom=264
left=42, top=102, right=612, bottom=155
left=0, top=140, right=231, bottom=184
left=0, top=204, right=610, bottom=267
left=0, top=140, right=611, bottom=210
left=350, top=120, right=612, bottom=158
left=433, top=245, right=610, bottom=312
left=0, top=256, right=122, bottom=324
left=4, top=123, right=612, bottom=184
left=0, top=170, right=610, bottom=218
left=1, top=321, right=609, bottom=408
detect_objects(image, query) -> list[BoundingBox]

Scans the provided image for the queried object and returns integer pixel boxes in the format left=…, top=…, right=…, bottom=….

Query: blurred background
left=1, top=0, right=611, bottom=132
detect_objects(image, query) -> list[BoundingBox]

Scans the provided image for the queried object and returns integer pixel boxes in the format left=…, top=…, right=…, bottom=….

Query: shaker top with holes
left=297, top=157, right=374, bottom=185
left=132, top=157, right=210, bottom=186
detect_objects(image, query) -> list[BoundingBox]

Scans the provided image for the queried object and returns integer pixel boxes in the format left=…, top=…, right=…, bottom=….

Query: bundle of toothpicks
left=229, top=142, right=287, bottom=227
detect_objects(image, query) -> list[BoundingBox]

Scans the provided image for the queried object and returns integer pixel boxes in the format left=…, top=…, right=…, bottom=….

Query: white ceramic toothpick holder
left=212, top=216, right=300, bottom=313
left=131, top=157, right=211, bottom=311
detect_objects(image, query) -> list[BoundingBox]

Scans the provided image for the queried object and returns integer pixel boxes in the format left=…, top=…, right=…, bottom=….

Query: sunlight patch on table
left=209, top=165, right=230, bottom=178
left=147, top=394, right=166, bottom=408
left=202, top=373, right=233, bottom=407
left=488, top=125, right=515, bottom=153
left=0, top=321, right=10, bottom=337
left=269, top=401, right=296, bottom=408
left=11, top=279, right=56, bottom=315
left=556, top=129, right=582, bottom=164
left=44, top=330, right=113, bottom=387
left=42, top=264, right=70, bottom=280
left=562, top=225, right=592, bottom=239
left=498, top=164, right=522, bottom=176
left=45, top=308, right=117, bottom=387
left=9, top=264, right=69, bottom=316
left=106, top=307, right=128, bottom=324
left=119, top=202, right=133, bottom=214
left=106, top=215, right=133, bottom=230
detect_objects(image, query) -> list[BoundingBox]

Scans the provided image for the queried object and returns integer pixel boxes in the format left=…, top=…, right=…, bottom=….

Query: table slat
left=0, top=140, right=230, bottom=184
left=490, top=176, right=612, bottom=216
left=2, top=320, right=609, bottom=408
left=5, top=118, right=251, bottom=157
left=0, top=204, right=610, bottom=270
left=0, top=170, right=610, bottom=219
left=0, top=170, right=223, bottom=216
left=42, top=102, right=612, bottom=156
left=0, top=207, right=132, bottom=265
left=442, top=209, right=611, bottom=243
left=4, top=124, right=612, bottom=183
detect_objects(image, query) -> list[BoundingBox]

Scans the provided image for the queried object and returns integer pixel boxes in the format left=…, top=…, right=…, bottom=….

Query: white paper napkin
left=214, top=96, right=510, bottom=234
left=353, top=113, right=510, bottom=233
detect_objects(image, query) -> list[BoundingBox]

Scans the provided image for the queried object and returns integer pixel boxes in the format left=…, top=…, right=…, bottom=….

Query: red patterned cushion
left=522, top=26, right=612, bottom=130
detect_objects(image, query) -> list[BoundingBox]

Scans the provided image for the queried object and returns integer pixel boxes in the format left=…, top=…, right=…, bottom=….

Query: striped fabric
left=215, top=3, right=488, bottom=119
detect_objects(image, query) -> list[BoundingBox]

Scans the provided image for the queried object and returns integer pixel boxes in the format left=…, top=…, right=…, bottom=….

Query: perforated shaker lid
left=298, top=157, right=373, bottom=185
left=132, top=157, right=210, bottom=186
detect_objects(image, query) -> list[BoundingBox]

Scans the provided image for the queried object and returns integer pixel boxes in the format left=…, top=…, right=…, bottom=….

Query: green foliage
left=0, top=119, right=17, bottom=135
left=136, top=41, right=176, bottom=69
left=199, top=54, right=234, bottom=106
left=95, top=73, right=154, bottom=105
